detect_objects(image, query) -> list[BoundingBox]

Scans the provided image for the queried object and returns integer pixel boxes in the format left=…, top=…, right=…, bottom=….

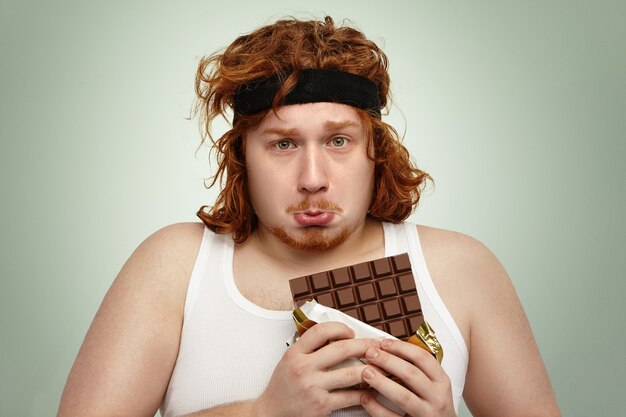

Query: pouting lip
left=302, top=210, right=328, bottom=216
left=293, top=211, right=335, bottom=226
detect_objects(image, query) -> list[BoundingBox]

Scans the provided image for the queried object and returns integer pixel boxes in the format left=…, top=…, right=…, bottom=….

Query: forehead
left=250, top=102, right=365, bottom=133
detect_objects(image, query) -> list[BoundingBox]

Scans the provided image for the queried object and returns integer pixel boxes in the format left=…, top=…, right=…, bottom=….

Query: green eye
left=276, top=140, right=292, bottom=150
left=330, top=137, right=347, bottom=147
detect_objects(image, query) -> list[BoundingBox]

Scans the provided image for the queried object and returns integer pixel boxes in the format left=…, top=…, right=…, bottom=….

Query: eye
left=329, top=137, right=349, bottom=147
left=275, top=140, right=294, bottom=150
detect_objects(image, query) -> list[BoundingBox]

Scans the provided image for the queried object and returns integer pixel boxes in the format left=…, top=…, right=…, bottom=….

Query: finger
left=294, top=321, right=355, bottom=353
left=326, top=389, right=368, bottom=411
left=313, top=337, right=381, bottom=369
left=364, top=346, right=430, bottom=393
left=324, top=363, right=389, bottom=391
left=379, top=339, right=446, bottom=382
left=362, top=366, right=426, bottom=413
left=360, top=393, right=401, bottom=417
left=321, top=362, right=369, bottom=390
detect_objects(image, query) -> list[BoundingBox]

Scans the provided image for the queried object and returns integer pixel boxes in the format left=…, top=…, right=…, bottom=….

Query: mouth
left=293, top=211, right=335, bottom=226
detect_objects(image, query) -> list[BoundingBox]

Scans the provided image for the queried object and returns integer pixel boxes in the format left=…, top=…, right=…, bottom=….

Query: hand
left=253, top=321, right=380, bottom=417
left=359, top=339, right=456, bottom=417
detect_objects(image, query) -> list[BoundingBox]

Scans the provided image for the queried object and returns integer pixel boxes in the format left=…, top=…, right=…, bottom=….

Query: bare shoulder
left=416, top=224, right=503, bottom=273
left=130, top=221, right=206, bottom=277
left=416, top=225, right=509, bottom=308
left=116, top=221, right=206, bottom=308
left=135, top=221, right=205, bottom=259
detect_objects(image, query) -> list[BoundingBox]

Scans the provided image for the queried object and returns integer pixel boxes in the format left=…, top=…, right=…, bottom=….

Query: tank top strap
left=182, top=226, right=215, bottom=325
left=382, top=221, right=408, bottom=256
left=402, top=222, right=469, bottom=363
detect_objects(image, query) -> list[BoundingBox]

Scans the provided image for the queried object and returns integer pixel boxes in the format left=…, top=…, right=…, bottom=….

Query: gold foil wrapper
left=407, top=321, right=444, bottom=364
left=292, top=306, right=317, bottom=336
left=292, top=301, right=443, bottom=364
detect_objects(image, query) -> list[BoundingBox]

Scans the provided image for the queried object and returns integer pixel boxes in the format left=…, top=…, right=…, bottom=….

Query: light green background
left=1, top=1, right=624, bottom=416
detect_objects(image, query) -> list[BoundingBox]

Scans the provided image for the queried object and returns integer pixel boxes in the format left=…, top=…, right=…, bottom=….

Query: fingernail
left=366, top=347, right=379, bottom=359
left=381, top=339, right=393, bottom=348
left=361, top=394, right=370, bottom=405
left=363, top=367, right=375, bottom=380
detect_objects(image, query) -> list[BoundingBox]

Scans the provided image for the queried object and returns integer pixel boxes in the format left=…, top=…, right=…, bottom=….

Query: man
left=57, top=16, right=560, bottom=417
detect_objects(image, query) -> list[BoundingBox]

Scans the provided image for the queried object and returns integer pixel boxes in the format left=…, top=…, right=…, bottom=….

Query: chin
left=270, top=225, right=350, bottom=251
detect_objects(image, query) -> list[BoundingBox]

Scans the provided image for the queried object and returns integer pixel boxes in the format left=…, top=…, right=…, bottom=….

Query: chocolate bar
left=289, top=253, right=424, bottom=341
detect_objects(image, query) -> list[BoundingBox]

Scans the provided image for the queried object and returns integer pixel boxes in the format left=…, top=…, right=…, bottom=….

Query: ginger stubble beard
left=269, top=196, right=350, bottom=251
left=270, top=225, right=350, bottom=251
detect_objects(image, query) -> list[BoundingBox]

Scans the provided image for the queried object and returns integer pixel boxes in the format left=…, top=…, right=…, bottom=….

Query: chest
left=233, top=259, right=300, bottom=310
left=232, top=250, right=386, bottom=311
left=238, top=277, right=296, bottom=311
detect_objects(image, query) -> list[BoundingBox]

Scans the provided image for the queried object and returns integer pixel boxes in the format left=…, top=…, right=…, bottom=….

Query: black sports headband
left=232, top=68, right=382, bottom=117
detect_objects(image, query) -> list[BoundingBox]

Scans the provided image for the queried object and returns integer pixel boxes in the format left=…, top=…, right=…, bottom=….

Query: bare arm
left=57, top=223, right=204, bottom=417
left=421, top=227, right=560, bottom=417
left=462, top=239, right=560, bottom=416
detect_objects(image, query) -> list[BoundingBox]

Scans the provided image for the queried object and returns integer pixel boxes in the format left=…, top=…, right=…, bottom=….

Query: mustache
left=286, top=196, right=343, bottom=213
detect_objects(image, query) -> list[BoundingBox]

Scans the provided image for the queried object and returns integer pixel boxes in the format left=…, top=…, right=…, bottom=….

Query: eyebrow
left=260, top=119, right=361, bottom=137
left=324, top=120, right=361, bottom=130
left=260, top=127, right=299, bottom=137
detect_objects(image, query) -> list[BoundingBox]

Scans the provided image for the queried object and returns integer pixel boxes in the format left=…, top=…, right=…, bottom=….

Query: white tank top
left=160, top=222, right=468, bottom=416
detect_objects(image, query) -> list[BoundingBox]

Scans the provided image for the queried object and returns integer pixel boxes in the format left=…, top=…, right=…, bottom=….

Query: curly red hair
left=195, top=16, right=431, bottom=243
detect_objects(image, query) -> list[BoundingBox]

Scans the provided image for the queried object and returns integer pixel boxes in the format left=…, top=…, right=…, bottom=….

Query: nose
left=297, top=147, right=329, bottom=194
